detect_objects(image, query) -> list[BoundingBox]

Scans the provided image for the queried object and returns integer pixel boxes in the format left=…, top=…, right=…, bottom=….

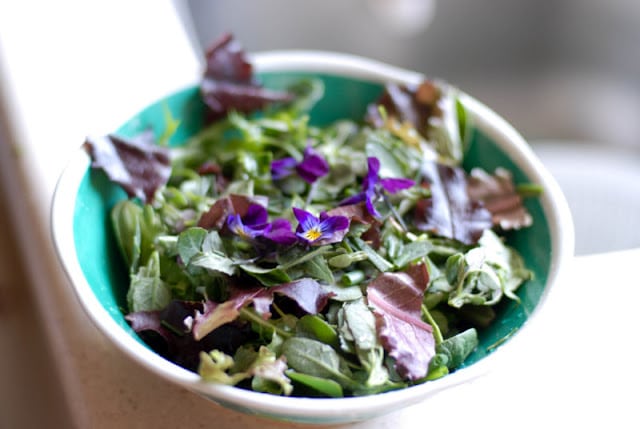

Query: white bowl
left=51, top=51, right=574, bottom=424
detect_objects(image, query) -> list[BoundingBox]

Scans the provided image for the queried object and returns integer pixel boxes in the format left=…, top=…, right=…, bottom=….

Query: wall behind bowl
left=186, top=0, right=640, bottom=148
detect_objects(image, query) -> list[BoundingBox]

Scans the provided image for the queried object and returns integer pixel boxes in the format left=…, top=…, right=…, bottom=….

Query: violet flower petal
left=271, top=157, right=297, bottom=180
left=365, top=190, right=381, bottom=218
left=293, top=208, right=350, bottom=245
left=380, top=177, right=415, bottom=193
left=363, top=157, right=381, bottom=191
left=244, top=203, right=269, bottom=226
left=263, top=218, right=298, bottom=245
left=226, top=204, right=270, bottom=239
left=296, top=146, right=329, bottom=184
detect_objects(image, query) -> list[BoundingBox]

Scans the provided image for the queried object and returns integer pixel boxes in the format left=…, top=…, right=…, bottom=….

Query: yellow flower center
left=303, top=227, right=322, bottom=242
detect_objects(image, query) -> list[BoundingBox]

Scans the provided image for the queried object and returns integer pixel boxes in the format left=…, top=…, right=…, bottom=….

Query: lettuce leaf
left=201, top=33, right=293, bottom=121
left=84, top=132, right=171, bottom=204
left=366, top=263, right=435, bottom=380
left=415, top=161, right=492, bottom=245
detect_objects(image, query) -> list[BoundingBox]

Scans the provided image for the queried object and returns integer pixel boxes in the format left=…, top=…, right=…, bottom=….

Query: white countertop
left=1, top=2, right=639, bottom=428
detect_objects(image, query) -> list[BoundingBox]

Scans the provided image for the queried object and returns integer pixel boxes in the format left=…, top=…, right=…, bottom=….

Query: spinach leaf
left=281, top=337, right=355, bottom=389
left=437, top=328, right=478, bottom=370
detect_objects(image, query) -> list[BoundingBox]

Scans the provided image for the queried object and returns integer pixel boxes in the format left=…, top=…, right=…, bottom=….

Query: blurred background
left=184, top=0, right=640, bottom=255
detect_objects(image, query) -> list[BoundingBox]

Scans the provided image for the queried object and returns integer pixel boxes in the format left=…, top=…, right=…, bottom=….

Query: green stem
left=239, top=308, right=292, bottom=339
left=421, top=304, right=444, bottom=345
left=383, top=194, right=408, bottom=232
left=305, top=181, right=318, bottom=208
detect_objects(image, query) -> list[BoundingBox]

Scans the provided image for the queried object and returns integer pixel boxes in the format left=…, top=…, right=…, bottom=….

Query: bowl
left=50, top=51, right=574, bottom=424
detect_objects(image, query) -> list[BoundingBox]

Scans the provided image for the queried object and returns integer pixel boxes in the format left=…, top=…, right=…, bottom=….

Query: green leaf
left=437, top=328, right=478, bottom=369
left=297, top=315, right=339, bottom=347
left=351, top=237, right=393, bottom=272
left=281, top=337, right=355, bottom=388
left=278, top=246, right=332, bottom=271
left=177, top=227, right=207, bottom=265
left=127, top=250, right=171, bottom=312
left=286, top=371, right=344, bottom=398
left=239, top=263, right=290, bottom=286
left=303, top=255, right=334, bottom=284
left=394, top=240, right=433, bottom=268
left=111, top=200, right=144, bottom=272
left=198, top=350, right=248, bottom=385
left=338, top=299, right=390, bottom=388
left=249, top=346, right=293, bottom=396
left=191, top=252, right=237, bottom=276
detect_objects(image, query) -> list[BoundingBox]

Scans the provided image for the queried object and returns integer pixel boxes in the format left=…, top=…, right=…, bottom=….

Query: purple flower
left=262, top=218, right=299, bottom=245
left=226, top=204, right=270, bottom=239
left=271, top=145, right=329, bottom=184
left=293, top=207, right=350, bottom=246
left=227, top=204, right=299, bottom=245
left=340, top=157, right=415, bottom=217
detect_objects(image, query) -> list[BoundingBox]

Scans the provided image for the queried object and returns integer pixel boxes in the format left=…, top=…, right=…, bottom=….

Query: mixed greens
left=84, top=34, right=538, bottom=398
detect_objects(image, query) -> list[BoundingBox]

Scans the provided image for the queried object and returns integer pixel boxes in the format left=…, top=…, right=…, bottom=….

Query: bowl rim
left=50, top=50, right=574, bottom=423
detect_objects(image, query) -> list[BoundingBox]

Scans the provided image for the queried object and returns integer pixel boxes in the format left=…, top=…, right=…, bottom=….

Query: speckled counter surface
left=1, top=2, right=639, bottom=428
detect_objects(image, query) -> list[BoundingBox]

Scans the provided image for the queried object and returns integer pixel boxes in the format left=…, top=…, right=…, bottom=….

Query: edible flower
left=292, top=207, right=350, bottom=246
left=262, top=218, right=298, bottom=245
left=226, top=204, right=270, bottom=239
left=271, top=145, right=329, bottom=184
left=340, top=157, right=415, bottom=217
left=227, top=204, right=298, bottom=245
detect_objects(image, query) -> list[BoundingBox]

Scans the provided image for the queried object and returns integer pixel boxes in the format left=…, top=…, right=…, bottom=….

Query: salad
left=84, top=34, right=537, bottom=398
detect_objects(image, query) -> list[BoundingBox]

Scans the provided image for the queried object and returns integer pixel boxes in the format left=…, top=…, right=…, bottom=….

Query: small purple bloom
left=271, top=145, right=329, bottom=184
left=226, top=204, right=269, bottom=239
left=340, top=157, right=415, bottom=217
left=263, top=218, right=299, bottom=245
left=293, top=207, right=350, bottom=246
left=270, top=157, right=297, bottom=181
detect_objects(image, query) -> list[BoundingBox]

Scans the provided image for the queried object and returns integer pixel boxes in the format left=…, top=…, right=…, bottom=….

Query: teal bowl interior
left=73, top=72, right=551, bottom=372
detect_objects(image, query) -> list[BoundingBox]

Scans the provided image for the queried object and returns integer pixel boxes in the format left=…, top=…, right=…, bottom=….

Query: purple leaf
left=197, top=194, right=268, bottom=230
left=192, top=288, right=264, bottom=340
left=415, top=161, right=492, bottom=245
left=467, top=167, right=533, bottom=230
left=366, top=263, right=435, bottom=381
left=272, top=278, right=334, bottom=315
left=201, top=33, right=293, bottom=121
left=191, top=279, right=333, bottom=340
left=366, top=80, right=441, bottom=138
left=126, top=300, right=254, bottom=371
left=84, top=133, right=171, bottom=204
